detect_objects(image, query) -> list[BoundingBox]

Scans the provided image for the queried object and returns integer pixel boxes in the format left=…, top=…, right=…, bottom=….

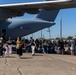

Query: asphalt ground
left=0, top=53, right=76, bottom=75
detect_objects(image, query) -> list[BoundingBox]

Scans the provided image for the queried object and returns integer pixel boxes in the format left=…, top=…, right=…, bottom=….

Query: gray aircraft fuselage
left=0, top=19, right=54, bottom=39
left=1, top=0, right=76, bottom=40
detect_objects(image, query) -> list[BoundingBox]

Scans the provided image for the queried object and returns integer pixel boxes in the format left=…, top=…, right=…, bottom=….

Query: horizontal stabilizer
left=36, top=9, right=59, bottom=22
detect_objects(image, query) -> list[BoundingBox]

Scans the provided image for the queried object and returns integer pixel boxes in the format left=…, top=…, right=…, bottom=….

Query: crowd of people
left=0, top=36, right=76, bottom=58
left=24, top=38, right=76, bottom=55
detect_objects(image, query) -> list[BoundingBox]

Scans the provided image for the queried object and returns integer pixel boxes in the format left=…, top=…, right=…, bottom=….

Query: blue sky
left=0, top=0, right=76, bottom=39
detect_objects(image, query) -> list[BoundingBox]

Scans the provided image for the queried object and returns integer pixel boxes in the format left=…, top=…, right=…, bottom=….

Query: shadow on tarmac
left=34, top=54, right=43, bottom=56
left=20, top=57, right=33, bottom=59
left=5, top=56, right=16, bottom=58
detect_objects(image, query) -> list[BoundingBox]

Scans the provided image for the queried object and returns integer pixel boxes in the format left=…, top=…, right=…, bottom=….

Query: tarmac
left=0, top=53, right=76, bottom=75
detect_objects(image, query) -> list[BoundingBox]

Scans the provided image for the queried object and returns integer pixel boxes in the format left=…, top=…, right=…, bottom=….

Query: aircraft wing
left=0, top=0, right=72, bottom=11
left=0, top=0, right=75, bottom=21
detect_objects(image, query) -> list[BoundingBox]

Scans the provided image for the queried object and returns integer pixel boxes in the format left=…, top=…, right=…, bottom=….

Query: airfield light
left=60, top=10, right=62, bottom=40
left=47, top=27, right=51, bottom=39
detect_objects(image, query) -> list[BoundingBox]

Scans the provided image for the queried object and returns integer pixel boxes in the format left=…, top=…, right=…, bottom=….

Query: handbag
left=16, top=45, right=20, bottom=49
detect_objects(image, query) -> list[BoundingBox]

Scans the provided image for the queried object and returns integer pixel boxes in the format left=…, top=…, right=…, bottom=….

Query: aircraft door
left=1, top=29, right=6, bottom=40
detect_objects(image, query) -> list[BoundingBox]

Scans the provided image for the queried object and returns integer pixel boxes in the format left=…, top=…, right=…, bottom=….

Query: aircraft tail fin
left=36, top=9, right=59, bottom=22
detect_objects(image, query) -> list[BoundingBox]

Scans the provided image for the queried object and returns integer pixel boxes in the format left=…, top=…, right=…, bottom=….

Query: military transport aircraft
left=0, top=0, right=75, bottom=39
